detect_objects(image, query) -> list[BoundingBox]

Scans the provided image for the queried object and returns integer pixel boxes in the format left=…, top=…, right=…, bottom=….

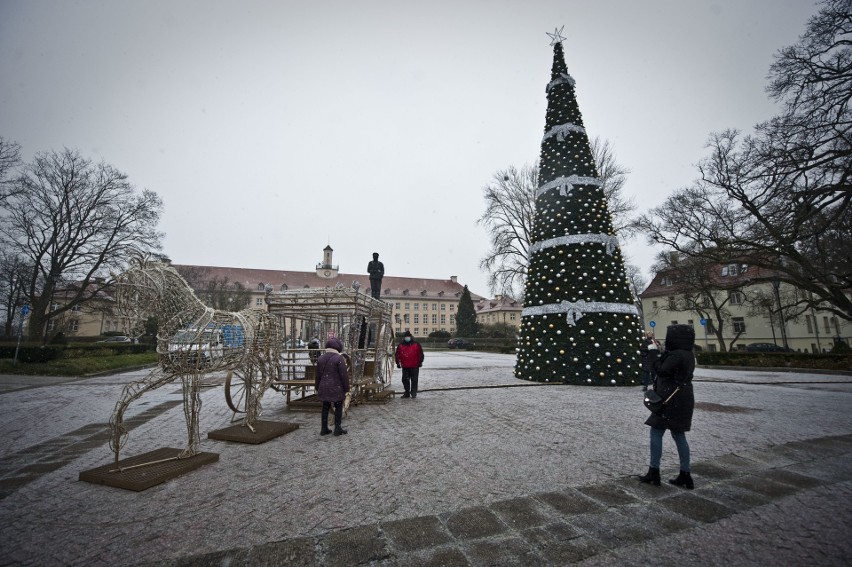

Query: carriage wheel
left=225, top=369, right=263, bottom=417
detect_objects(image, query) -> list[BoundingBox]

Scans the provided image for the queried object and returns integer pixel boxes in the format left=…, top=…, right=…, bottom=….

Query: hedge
left=696, top=351, right=851, bottom=372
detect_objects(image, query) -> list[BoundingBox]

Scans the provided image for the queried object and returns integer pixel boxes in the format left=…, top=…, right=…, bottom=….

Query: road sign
left=21, top=304, right=29, bottom=316
left=648, top=320, right=656, bottom=328
left=700, top=318, right=707, bottom=326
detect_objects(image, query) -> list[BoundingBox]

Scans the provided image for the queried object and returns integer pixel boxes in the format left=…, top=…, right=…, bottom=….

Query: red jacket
left=395, top=341, right=424, bottom=368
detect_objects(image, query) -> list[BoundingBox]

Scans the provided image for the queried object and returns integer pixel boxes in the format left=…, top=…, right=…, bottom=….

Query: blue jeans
left=649, top=427, right=690, bottom=472
left=642, top=370, right=654, bottom=387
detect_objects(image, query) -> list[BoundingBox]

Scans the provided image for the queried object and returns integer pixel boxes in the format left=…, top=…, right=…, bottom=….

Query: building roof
left=640, top=261, right=782, bottom=299
left=171, top=264, right=484, bottom=302
left=475, top=295, right=522, bottom=314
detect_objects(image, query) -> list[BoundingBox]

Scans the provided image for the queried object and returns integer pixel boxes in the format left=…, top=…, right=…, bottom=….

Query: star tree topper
left=546, top=25, right=566, bottom=46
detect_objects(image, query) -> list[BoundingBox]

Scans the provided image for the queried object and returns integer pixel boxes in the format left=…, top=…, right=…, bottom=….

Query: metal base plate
left=207, top=420, right=299, bottom=444
left=79, top=448, right=219, bottom=492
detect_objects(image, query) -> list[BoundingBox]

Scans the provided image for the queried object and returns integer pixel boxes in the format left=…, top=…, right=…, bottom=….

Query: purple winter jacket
left=315, top=349, right=350, bottom=402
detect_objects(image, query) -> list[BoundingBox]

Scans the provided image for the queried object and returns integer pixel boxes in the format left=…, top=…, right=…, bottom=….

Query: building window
left=432, top=314, right=437, bottom=324
left=733, top=317, right=746, bottom=334
left=257, top=283, right=265, bottom=290
left=414, top=315, right=419, bottom=324
left=71, top=304, right=81, bottom=312
left=68, top=319, right=79, bottom=332
left=510, top=313, right=516, bottom=321
left=405, top=303, right=410, bottom=310
left=432, top=304, right=437, bottom=311
left=404, top=314, right=409, bottom=323
left=661, top=276, right=672, bottom=286
left=806, top=315, right=813, bottom=334
left=729, top=291, right=744, bottom=305
left=255, top=298, right=263, bottom=306
left=667, top=296, right=676, bottom=310
left=414, top=303, right=419, bottom=310
left=441, top=304, right=446, bottom=311
left=823, top=316, right=831, bottom=334
left=46, top=319, right=56, bottom=332
left=395, top=303, right=400, bottom=309
left=441, top=315, right=446, bottom=324
left=652, top=301, right=658, bottom=309
left=832, top=317, right=841, bottom=335
left=395, top=314, right=401, bottom=323
left=671, top=320, right=678, bottom=326
left=414, top=328, right=419, bottom=335
left=450, top=305, right=455, bottom=312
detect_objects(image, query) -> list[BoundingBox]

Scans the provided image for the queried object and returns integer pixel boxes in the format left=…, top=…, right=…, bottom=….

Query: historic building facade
left=640, top=262, right=850, bottom=353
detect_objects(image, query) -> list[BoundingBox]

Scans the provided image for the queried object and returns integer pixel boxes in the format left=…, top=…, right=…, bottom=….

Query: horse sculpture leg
left=109, top=366, right=176, bottom=464
left=178, top=372, right=202, bottom=458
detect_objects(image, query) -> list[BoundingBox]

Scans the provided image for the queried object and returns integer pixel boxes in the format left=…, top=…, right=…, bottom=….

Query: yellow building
left=640, top=262, right=850, bottom=353
left=474, top=295, right=522, bottom=332
left=172, top=246, right=484, bottom=338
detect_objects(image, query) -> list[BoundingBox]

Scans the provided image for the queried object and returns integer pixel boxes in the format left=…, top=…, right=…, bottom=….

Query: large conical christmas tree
left=515, top=29, right=643, bottom=385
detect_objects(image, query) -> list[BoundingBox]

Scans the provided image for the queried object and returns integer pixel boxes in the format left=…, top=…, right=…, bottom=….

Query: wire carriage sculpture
left=224, top=283, right=395, bottom=415
left=109, top=260, right=284, bottom=463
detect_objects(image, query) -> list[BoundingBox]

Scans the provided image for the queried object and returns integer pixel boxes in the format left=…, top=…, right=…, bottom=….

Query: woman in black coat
left=638, top=324, right=696, bottom=489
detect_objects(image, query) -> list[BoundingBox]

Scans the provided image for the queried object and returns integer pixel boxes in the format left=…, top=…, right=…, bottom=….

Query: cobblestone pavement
left=0, top=352, right=850, bottom=566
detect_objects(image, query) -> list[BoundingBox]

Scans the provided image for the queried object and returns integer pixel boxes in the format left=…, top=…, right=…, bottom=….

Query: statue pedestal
left=207, top=420, right=299, bottom=444
left=79, top=448, right=219, bottom=491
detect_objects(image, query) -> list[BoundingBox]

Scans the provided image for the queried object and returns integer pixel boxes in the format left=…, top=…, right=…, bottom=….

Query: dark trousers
left=369, top=278, right=382, bottom=299
left=642, top=370, right=654, bottom=387
left=401, top=367, right=419, bottom=395
left=321, top=401, right=343, bottom=429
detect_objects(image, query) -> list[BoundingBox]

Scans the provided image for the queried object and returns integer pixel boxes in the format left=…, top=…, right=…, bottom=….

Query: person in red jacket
left=394, top=330, right=424, bottom=398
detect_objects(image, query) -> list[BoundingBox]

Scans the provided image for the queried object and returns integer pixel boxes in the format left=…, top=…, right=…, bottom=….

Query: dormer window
left=661, top=276, right=673, bottom=286
left=421, top=290, right=427, bottom=296
left=280, top=284, right=288, bottom=291
left=257, top=283, right=266, bottom=290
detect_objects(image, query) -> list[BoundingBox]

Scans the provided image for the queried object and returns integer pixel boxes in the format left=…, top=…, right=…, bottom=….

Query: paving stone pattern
left=0, top=352, right=850, bottom=566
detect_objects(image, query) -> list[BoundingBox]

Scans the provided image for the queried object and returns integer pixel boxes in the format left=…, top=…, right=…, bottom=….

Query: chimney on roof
left=450, top=276, right=457, bottom=283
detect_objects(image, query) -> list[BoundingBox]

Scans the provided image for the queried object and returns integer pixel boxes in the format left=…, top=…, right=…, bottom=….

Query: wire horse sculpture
left=109, top=260, right=283, bottom=464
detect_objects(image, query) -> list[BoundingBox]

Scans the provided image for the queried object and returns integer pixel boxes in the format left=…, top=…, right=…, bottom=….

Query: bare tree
left=0, top=252, right=32, bottom=337
left=0, top=148, right=164, bottom=340
left=478, top=136, right=637, bottom=298
left=0, top=137, right=23, bottom=206
left=637, top=1, right=851, bottom=321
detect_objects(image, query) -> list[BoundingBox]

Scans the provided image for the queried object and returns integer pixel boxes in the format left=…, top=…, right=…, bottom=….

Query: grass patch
left=0, top=352, right=159, bottom=376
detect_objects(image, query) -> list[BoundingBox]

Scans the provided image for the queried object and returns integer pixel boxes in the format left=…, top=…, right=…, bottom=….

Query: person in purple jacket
left=315, top=337, right=350, bottom=436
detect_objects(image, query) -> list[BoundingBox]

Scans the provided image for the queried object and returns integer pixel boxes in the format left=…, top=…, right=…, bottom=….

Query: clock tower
left=316, top=245, right=339, bottom=279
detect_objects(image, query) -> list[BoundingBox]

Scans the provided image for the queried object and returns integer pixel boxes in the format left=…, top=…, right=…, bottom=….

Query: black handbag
left=644, top=387, right=680, bottom=413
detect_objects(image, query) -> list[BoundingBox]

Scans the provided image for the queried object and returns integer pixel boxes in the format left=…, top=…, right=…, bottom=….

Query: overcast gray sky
left=0, top=0, right=820, bottom=297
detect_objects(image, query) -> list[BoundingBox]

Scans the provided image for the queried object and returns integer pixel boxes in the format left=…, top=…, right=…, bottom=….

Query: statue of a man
left=367, top=252, right=384, bottom=299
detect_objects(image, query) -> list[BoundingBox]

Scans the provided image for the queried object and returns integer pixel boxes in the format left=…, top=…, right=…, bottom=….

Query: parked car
left=447, top=338, right=475, bottom=349
left=745, top=342, right=791, bottom=352
left=97, top=336, right=131, bottom=343
left=284, top=338, right=307, bottom=348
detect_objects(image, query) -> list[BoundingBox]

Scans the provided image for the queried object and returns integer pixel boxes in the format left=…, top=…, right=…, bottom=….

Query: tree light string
left=529, top=233, right=620, bottom=256
left=535, top=174, right=602, bottom=200
left=522, top=299, right=639, bottom=326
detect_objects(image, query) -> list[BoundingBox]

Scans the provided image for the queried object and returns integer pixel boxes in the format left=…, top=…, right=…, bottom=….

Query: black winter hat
left=665, top=324, right=695, bottom=351
left=403, top=331, right=412, bottom=337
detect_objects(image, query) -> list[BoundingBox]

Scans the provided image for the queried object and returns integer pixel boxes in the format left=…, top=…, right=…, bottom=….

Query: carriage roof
left=264, top=286, right=392, bottom=323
